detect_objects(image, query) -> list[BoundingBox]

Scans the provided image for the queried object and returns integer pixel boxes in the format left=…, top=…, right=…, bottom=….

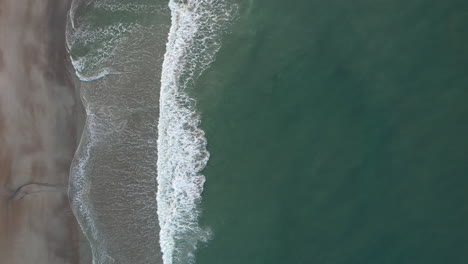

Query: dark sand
left=0, top=0, right=84, bottom=263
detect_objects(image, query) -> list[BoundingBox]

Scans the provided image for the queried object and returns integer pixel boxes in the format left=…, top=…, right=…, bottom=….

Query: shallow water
left=68, top=0, right=169, bottom=263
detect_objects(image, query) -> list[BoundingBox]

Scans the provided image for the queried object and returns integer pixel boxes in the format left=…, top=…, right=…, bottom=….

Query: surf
left=67, top=0, right=170, bottom=263
left=156, top=0, right=237, bottom=263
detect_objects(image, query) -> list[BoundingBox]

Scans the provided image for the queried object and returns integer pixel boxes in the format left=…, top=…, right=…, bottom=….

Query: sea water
left=68, top=0, right=169, bottom=263
left=195, top=0, right=468, bottom=263
left=68, top=0, right=468, bottom=264
left=156, top=1, right=236, bottom=263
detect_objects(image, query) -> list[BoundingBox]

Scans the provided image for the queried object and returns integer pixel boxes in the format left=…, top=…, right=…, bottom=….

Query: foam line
left=156, top=1, right=236, bottom=263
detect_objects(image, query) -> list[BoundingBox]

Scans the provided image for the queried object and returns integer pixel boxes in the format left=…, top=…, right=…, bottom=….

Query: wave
left=66, top=0, right=160, bottom=82
left=69, top=112, right=107, bottom=264
left=66, top=1, right=130, bottom=259
left=66, top=22, right=141, bottom=81
left=66, top=1, right=168, bottom=263
left=156, top=1, right=237, bottom=264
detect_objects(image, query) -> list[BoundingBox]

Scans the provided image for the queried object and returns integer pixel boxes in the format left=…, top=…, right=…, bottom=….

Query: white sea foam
left=66, top=0, right=146, bottom=260
left=94, top=0, right=166, bottom=14
left=71, top=108, right=130, bottom=263
left=67, top=13, right=143, bottom=82
left=69, top=111, right=107, bottom=264
left=70, top=59, right=129, bottom=82
left=70, top=113, right=98, bottom=237
left=157, top=1, right=236, bottom=263
left=66, top=1, right=130, bottom=229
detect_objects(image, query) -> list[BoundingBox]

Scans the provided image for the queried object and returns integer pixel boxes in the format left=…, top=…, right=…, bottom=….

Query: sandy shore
left=0, top=0, right=84, bottom=263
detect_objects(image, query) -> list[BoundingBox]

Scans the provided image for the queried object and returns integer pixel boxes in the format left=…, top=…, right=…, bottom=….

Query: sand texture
left=0, top=0, right=84, bottom=263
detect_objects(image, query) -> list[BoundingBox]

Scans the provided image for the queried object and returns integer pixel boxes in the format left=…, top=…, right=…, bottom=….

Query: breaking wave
left=156, top=0, right=236, bottom=263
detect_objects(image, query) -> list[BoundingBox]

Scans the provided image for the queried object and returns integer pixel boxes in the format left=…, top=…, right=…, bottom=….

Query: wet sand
left=0, top=0, right=84, bottom=263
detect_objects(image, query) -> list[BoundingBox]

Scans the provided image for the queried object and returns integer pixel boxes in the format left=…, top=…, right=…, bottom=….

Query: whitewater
left=67, top=0, right=236, bottom=263
left=156, top=1, right=236, bottom=263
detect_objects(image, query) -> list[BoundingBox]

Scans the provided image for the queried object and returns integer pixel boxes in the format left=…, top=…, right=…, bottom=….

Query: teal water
left=195, top=0, right=468, bottom=263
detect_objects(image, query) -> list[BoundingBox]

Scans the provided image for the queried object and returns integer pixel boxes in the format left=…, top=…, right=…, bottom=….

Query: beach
left=2, top=0, right=466, bottom=264
left=0, top=0, right=84, bottom=263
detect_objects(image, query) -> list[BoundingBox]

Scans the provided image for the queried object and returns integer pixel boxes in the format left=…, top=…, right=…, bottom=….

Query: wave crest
left=156, top=1, right=237, bottom=264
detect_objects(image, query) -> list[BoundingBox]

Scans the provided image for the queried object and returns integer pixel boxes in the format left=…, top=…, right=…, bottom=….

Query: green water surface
left=195, top=0, right=468, bottom=263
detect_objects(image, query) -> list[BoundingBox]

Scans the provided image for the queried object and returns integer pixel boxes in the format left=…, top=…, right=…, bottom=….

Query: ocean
left=68, top=0, right=468, bottom=263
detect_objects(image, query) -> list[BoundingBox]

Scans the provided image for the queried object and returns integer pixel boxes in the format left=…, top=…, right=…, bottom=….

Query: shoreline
left=64, top=0, right=171, bottom=262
